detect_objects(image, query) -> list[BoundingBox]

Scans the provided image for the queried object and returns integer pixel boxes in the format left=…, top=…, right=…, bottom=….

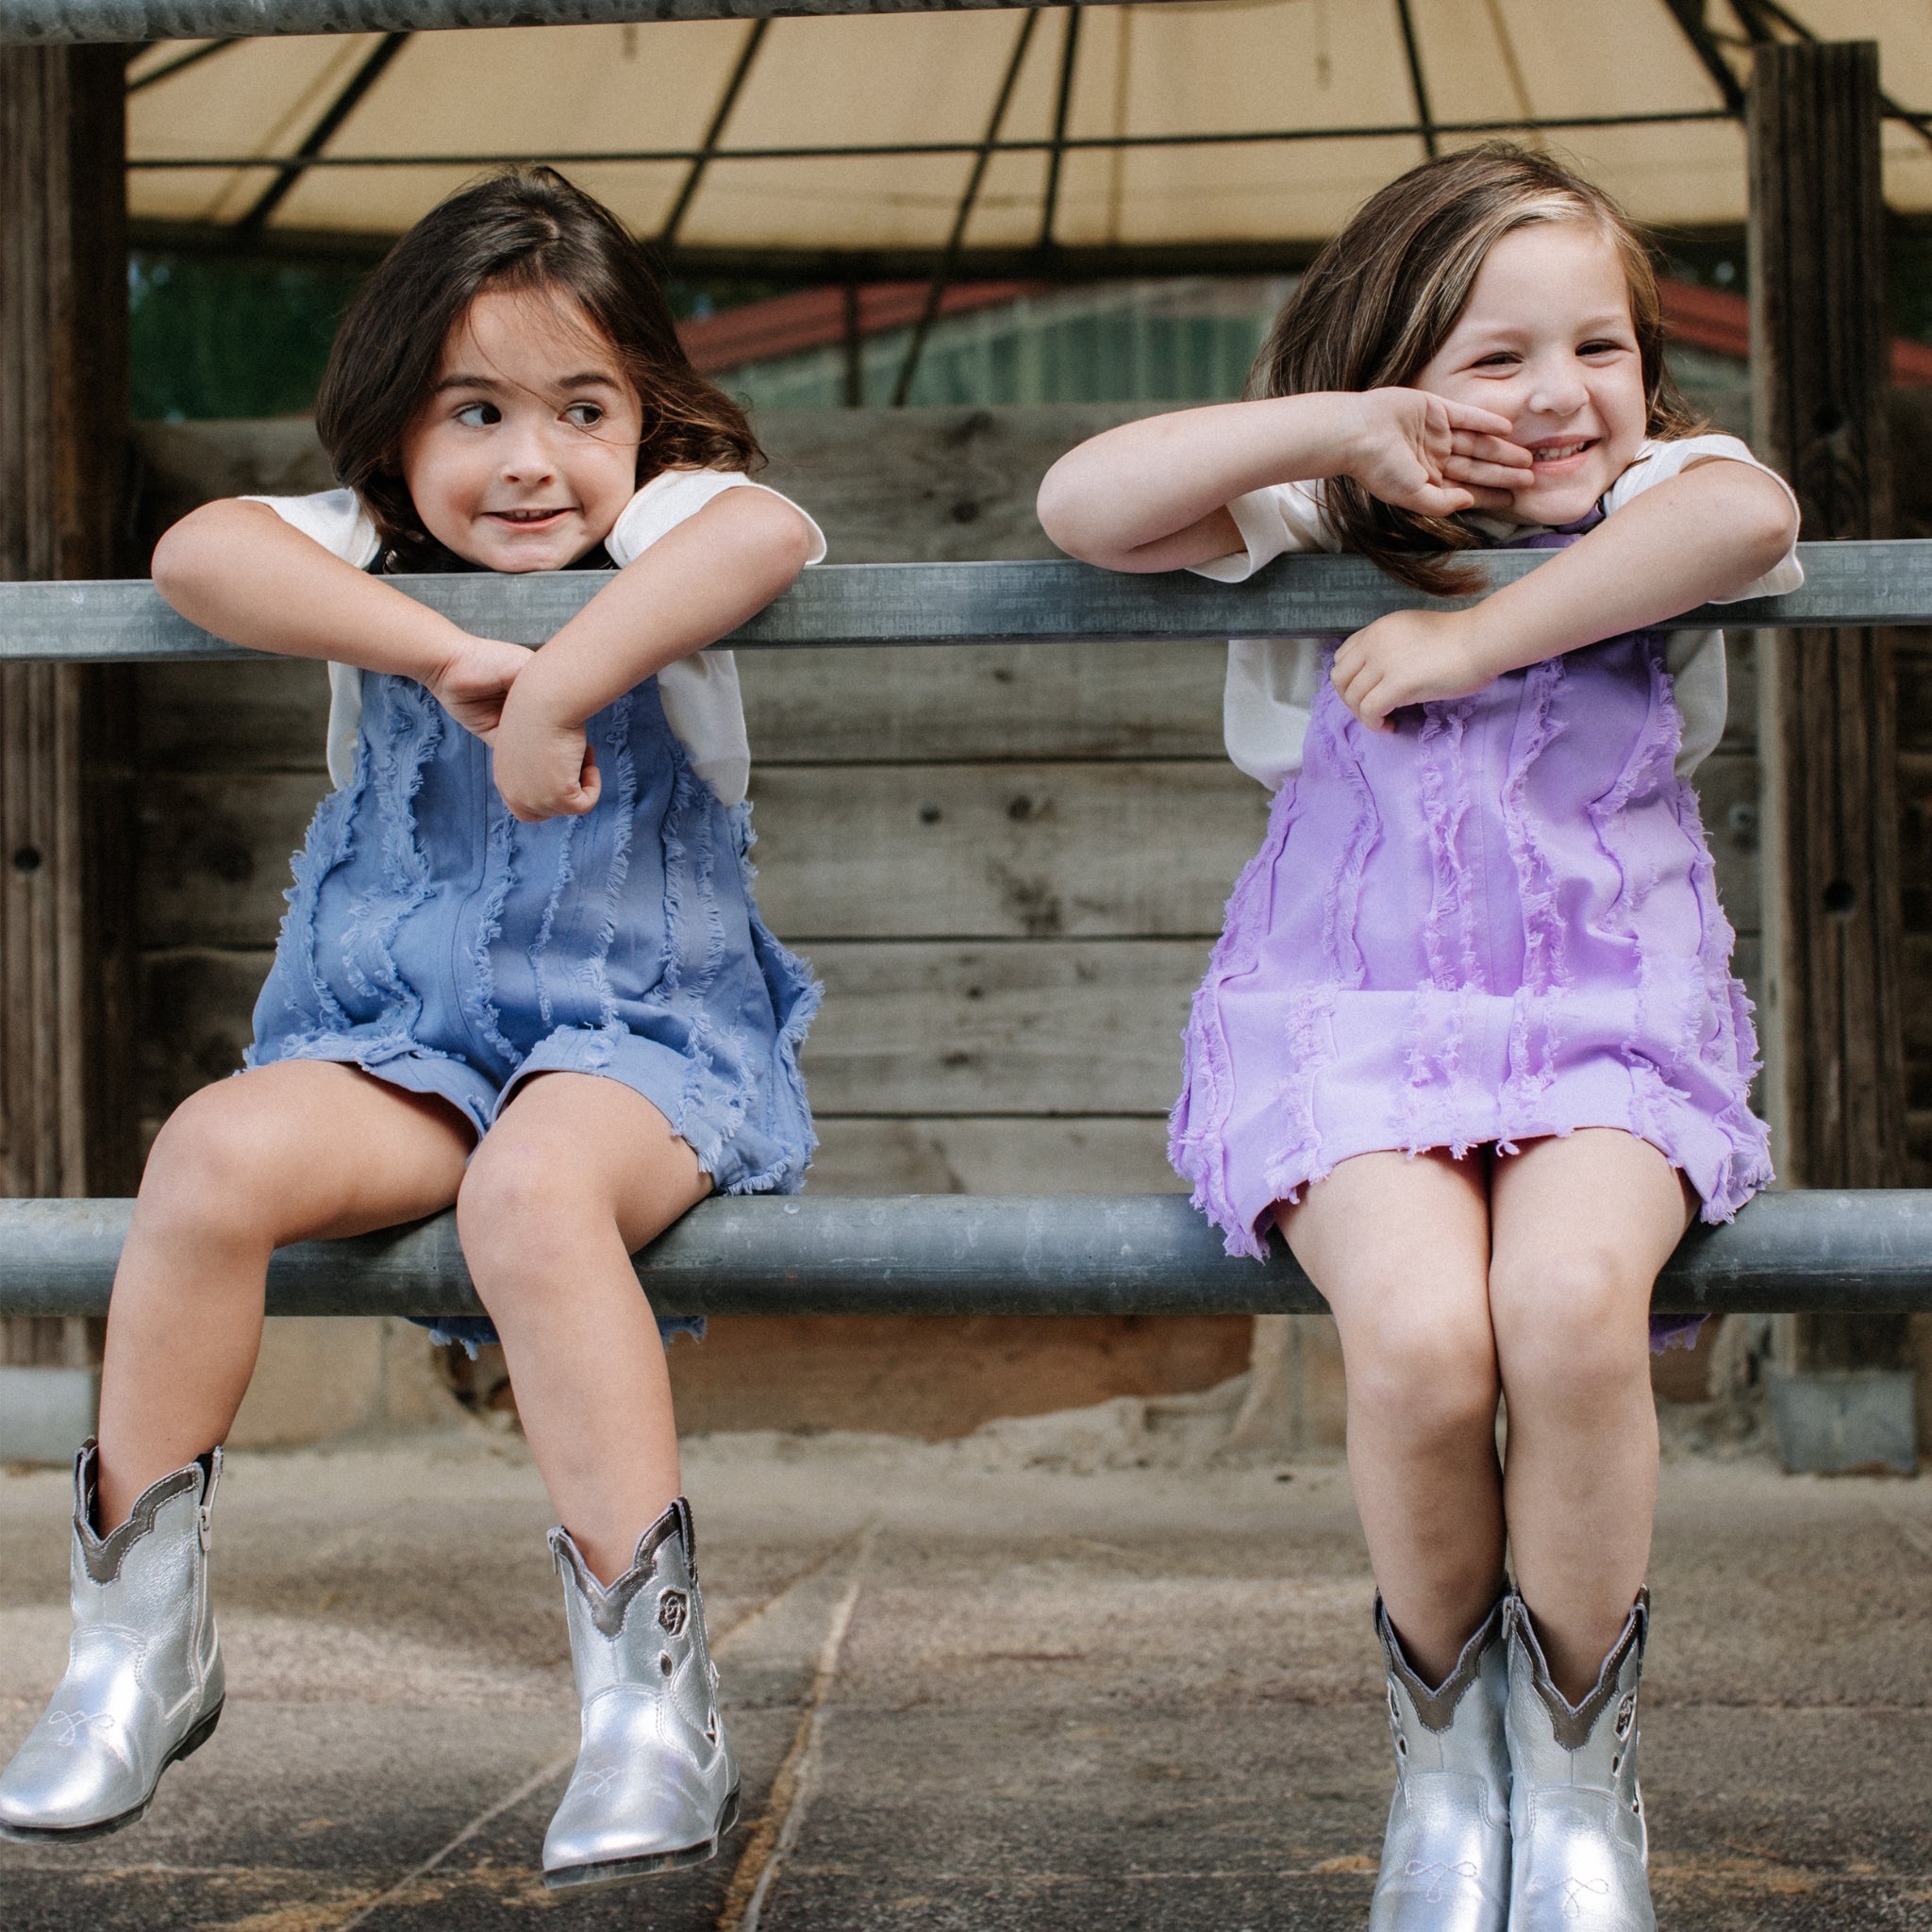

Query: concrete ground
left=0, top=1406, right=1928, bottom=1932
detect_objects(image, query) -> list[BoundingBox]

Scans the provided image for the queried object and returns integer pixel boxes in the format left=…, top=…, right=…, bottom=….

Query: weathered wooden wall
left=1, top=44, right=135, bottom=1385
left=126, top=393, right=1805, bottom=1441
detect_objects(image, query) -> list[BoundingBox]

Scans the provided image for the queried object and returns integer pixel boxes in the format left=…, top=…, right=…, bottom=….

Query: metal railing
left=0, top=0, right=1079, bottom=47
left=1, top=542, right=1927, bottom=660
left=5, top=1191, right=1931, bottom=1320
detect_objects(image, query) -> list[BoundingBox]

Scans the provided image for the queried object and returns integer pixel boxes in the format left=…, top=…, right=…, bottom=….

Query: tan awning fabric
left=125, top=0, right=1932, bottom=257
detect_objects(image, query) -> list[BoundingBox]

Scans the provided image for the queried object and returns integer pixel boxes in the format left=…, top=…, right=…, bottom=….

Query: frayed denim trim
left=246, top=1036, right=496, bottom=1141
left=414, top=1312, right=707, bottom=1357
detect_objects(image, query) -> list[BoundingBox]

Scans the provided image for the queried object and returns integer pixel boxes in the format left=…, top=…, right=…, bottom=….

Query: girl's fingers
left=1438, top=397, right=1518, bottom=438
left=1451, top=430, right=1534, bottom=468
left=1404, top=483, right=1475, bottom=516
left=1446, top=456, right=1535, bottom=491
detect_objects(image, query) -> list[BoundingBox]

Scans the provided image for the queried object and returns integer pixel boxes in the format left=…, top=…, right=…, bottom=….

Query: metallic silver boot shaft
left=1370, top=1596, right=1511, bottom=1932
left=542, top=1498, right=741, bottom=1891
left=1505, top=1591, right=1654, bottom=1931
left=0, top=1443, right=225, bottom=1840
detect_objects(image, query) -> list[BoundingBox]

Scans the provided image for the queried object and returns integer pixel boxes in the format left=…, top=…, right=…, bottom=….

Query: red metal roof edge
left=677, top=280, right=1041, bottom=374
left=680, top=275, right=1932, bottom=388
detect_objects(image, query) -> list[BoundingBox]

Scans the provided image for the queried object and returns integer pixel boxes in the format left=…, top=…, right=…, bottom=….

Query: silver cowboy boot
left=0, top=1441, right=225, bottom=1842
left=1370, top=1594, right=1511, bottom=1932
left=1505, top=1590, right=1654, bottom=1931
left=542, top=1497, right=740, bottom=1891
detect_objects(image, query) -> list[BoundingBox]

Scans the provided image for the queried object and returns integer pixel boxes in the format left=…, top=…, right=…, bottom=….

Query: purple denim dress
left=1171, top=534, right=1773, bottom=1320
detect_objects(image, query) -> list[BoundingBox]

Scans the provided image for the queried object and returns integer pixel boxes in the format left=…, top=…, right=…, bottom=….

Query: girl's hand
left=425, top=637, right=533, bottom=743
left=491, top=683, right=602, bottom=824
left=1344, top=389, right=1532, bottom=517
left=1332, top=608, right=1492, bottom=731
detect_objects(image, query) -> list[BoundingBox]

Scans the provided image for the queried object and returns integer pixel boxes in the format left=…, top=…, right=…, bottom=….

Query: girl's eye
left=563, top=403, right=605, bottom=428
left=1580, top=340, right=1629, bottom=358
left=1473, top=353, right=1519, bottom=371
left=454, top=402, right=501, bottom=427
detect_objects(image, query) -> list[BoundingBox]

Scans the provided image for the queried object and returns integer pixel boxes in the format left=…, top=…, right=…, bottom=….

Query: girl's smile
left=1413, top=220, right=1648, bottom=527
left=399, top=287, right=645, bottom=573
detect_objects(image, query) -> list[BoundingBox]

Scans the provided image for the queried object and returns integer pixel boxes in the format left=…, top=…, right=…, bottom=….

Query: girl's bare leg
left=1487, top=1128, right=1695, bottom=1701
left=1278, top=1149, right=1506, bottom=1685
left=456, top=1073, right=709, bottom=1587
left=95, top=1061, right=474, bottom=1527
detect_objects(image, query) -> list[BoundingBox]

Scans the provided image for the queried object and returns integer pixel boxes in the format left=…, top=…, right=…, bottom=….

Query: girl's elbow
left=1034, top=465, right=1102, bottom=562
left=150, top=511, right=216, bottom=608
left=152, top=498, right=273, bottom=608
left=1745, top=492, right=1801, bottom=577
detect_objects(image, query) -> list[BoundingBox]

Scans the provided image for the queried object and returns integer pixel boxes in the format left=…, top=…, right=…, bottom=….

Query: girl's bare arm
left=491, top=487, right=819, bottom=823
left=151, top=499, right=530, bottom=740
left=1331, top=458, right=1799, bottom=730
left=1036, top=391, right=1530, bottom=572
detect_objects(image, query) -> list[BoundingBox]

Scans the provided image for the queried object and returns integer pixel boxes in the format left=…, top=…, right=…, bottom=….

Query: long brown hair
left=316, top=167, right=760, bottom=569
left=1253, top=142, right=1702, bottom=593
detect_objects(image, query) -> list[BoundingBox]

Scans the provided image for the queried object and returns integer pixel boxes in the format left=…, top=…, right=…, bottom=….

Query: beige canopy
left=126, top=0, right=1932, bottom=266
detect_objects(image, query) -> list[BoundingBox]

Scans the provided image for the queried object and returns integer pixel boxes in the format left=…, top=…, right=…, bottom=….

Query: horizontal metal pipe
left=0, top=543, right=1924, bottom=664
left=3, top=0, right=1078, bottom=45
left=128, top=108, right=1741, bottom=170
left=3, top=1191, right=1930, bottom=1320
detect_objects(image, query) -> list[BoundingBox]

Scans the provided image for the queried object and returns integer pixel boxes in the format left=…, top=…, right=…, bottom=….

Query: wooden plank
left=10, top=543, right=1932, bottom=664
left=752, top=759, right=1267, bottom=941
left=137, top=761, right=1271, bottom=946
left=803, top=940, right=1198, bottom=1113
left=1750, top=41, right=1908, bottom=1383
left=131, top=641, right=1230, bottom=775
left=131, top=637, right=1767, bottom=781
left=138, top=940, right=1208, bottom=1122
left=807, top=1115, right=1183, bottom=1196
left=126, top=407, right=1151, bottom=571
left=1693, top=750, right=1762, bottom=939
left=0, top=44, right=133, bottom=1370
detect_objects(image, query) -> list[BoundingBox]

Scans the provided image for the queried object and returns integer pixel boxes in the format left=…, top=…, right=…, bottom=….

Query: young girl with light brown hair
left=1041, top=143, right=1800, bottom=1931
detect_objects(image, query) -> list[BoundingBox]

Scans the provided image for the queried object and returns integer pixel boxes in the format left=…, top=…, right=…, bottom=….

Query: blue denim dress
left=247, top=664, right=820, bottom=1346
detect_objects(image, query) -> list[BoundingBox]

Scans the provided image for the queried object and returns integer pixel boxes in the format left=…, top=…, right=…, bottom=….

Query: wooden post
left=0, top=44, right=137, bottom=1370
left=1749, top=42, right=1911, bottom=1377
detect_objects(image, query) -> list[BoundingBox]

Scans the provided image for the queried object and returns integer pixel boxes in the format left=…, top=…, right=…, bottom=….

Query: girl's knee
left=1491, top=1246, right=1653, bottom=1403
left=142, top=1086, right=297, bottom=1231
left=457, top=1141, right=614, bottom=1279
left=1340, top=1296, right=1499, bottom=1444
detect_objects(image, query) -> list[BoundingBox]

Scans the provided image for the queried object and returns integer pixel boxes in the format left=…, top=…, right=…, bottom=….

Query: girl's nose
left=499, top=421, right=559, bottom=483
left=1524, top=359, right=1590, bottom=419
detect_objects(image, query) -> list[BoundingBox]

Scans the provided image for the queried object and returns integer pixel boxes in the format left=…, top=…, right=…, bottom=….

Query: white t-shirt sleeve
left=606, top=470, right=826, bottom=809
left=1604, top=434, right=1804, bottom=600
left=240, top=490, right=381, bottom=791
left=1606, top=436, right=1803, bottom=778
left=1183, top=478, right=1338, bottom=791
left=1183, top=477, right=1339, bottom=583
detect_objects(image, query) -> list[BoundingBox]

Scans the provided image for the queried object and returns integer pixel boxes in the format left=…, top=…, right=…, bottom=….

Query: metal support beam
left=891, top=4, right=1040, bottom=406
left=654, top=14, right=767, bottom=250
left=0, top=542, right=1927, bottom=664
left=3, top=0, right=1099, bottom=45
left=1036, top=0, right=1079, bottom=249
left=237, top=29, right=409, bottom=231
left=4, top=1191, right=1931, bottom=1321
left=1391, top=0, right=1437, bottom=158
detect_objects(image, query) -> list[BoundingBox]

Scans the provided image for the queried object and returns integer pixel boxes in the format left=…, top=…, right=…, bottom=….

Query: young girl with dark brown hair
left=0, top=168, right=822, bottom=1893
left=1040, top=144, right=1800, bottom=1930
